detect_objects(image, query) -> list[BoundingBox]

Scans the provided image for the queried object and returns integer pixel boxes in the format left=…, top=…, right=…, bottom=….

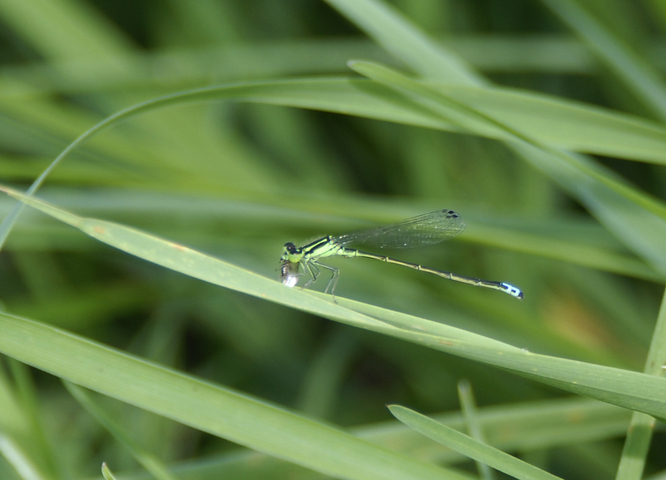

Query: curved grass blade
left=4, top=74, right=666, bottom=253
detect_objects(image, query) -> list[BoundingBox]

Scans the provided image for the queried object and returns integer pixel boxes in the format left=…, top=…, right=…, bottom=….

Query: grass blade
left=389, top=405, right=563, bottom=480
left=616, top=288, right=666, bottom=479
left=458, top=380, right=495, bottom=480
left=325, top=0, right=482, bottom=84
left=0, top=311, right=470, bottom=480
left=2, top=185, right=666, bottom=420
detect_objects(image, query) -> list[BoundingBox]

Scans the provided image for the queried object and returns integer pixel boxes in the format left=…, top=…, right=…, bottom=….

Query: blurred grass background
left=1, top=0, right=665, bottom=479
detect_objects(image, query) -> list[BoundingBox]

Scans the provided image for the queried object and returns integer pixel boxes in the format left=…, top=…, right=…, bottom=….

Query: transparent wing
left=333, top=209, right=465, bottom=249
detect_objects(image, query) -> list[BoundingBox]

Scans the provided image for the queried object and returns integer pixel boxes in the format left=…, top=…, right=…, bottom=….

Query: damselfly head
left=281, top=242, right=305, bottom=264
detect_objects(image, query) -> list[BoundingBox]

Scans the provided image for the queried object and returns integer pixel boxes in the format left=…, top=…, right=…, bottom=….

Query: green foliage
left=0, top=1, right=665, bottom=479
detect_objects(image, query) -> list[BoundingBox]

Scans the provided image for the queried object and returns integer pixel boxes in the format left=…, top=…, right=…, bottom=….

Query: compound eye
left=284, top=242, right=297, bottom=254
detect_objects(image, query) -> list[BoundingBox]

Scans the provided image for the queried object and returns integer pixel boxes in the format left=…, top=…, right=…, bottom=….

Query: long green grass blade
left=0, top=311, right=470, bottom=480
left=2, top=186, right=666, bottom=420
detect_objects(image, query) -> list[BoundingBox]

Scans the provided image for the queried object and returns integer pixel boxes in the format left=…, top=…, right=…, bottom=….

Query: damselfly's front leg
left=312, top=261, right=339, bottom=295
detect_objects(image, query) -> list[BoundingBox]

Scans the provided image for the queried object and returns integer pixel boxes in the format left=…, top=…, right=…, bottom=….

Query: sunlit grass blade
left=3, top=185, right=666, bottom=419
left=389, top=405, right=564, bottom=480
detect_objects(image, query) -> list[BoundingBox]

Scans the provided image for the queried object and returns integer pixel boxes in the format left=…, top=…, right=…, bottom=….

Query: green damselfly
left=280, top=209, right=523, bottom=299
